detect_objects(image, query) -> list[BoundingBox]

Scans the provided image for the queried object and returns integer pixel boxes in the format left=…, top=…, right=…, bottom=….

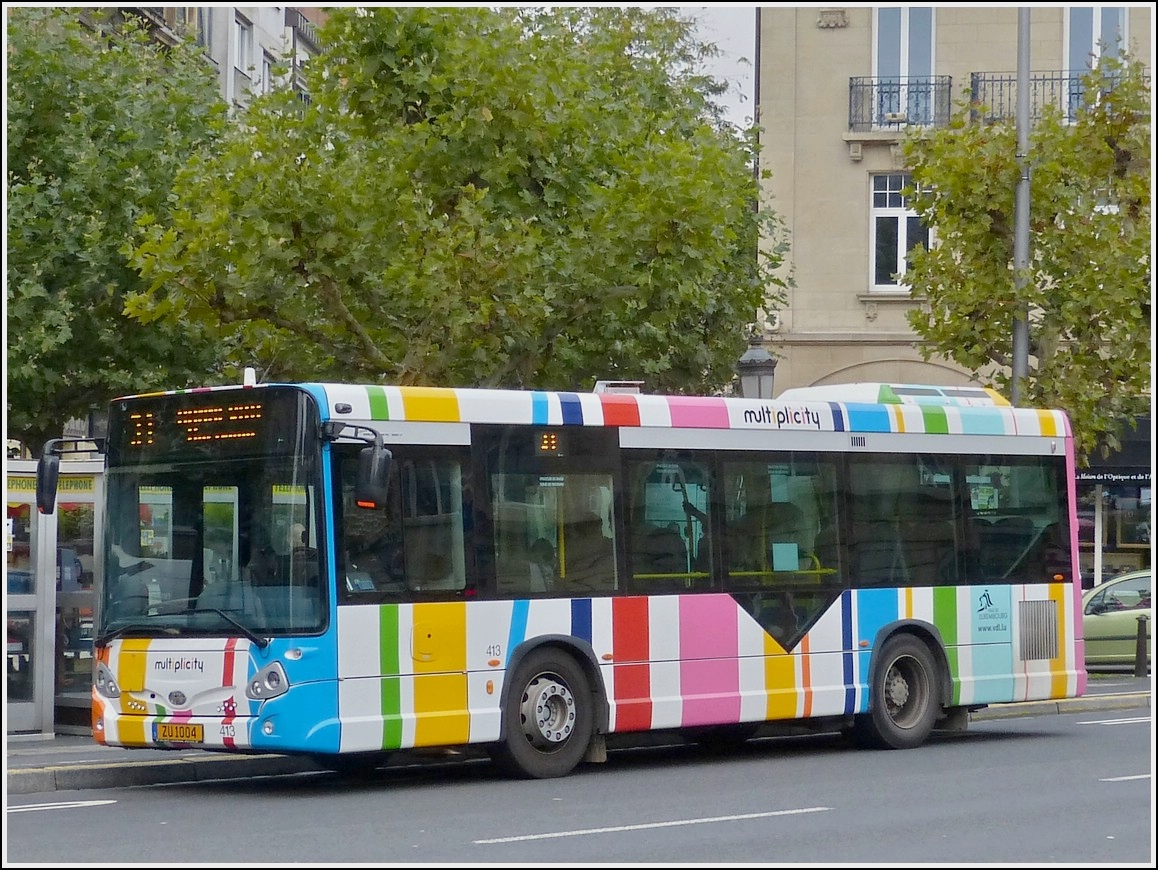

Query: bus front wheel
left=493, top=648, right=593, bottom=779
left=856, top=634, right=940, bottom=750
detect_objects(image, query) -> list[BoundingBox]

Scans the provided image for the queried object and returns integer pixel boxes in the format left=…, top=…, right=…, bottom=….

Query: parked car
left=1082, top=569, right=1151, bottom=669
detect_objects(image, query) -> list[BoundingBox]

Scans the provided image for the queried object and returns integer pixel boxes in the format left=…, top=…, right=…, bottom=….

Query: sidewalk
left=6, top=674, right=1150, bottom=796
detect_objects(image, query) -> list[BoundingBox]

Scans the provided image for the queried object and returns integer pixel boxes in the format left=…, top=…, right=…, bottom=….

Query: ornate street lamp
left=736, top=342, right=778, bottom=399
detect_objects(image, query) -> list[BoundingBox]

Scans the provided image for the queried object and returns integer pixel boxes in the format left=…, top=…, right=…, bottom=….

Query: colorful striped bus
left=37, top=380, right=1085, bottom=778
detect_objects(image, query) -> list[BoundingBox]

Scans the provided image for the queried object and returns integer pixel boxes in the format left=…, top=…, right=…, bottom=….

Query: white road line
left=474, top=806, right=830, bottom=844
left=7, top=799, right=117, bottom=814
left=1076, top=717, right=1151, bottom=725
left=1099, top=774, right=1152, bottom=782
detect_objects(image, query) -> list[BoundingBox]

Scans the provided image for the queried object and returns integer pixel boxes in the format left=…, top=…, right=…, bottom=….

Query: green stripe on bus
left=922, top=405, right=949, bottom=434
left=379, top=605, right=403, bottom=749
left=367, top=385, right=390, bottom=420
left=933, top=586, right=961, bottom=704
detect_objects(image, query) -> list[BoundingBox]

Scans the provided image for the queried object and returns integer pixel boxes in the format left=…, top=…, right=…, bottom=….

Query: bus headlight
left=246, top=661, right=289, bottom=701
left=94, top=662, right=121, bottom=698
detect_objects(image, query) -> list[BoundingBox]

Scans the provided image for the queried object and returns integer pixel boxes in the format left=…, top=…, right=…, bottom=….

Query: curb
left=971, top=691, right=1151, bottom=720
left=7, top=753, right=320, bottom=797
left=7, top=692, right=1151, bottom=796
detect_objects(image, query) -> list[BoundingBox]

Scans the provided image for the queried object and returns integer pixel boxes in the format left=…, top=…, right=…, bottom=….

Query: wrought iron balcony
left=849, top=76, right=952, bottom=132
left=970, top=69, right=1151, bottom=124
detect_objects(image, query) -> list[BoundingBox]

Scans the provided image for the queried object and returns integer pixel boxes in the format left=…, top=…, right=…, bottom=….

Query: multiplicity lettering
left=153, top=657, right=206, bottom=674
left=742, top=405, right=823, bottom=429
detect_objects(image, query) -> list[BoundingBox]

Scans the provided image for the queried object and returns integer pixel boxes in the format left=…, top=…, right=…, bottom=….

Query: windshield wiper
left=203, top=607, right=269, bottom=649
left=98, top=609, right=269, bottom=649
left=96, top=621, right=181, bottom=646
left=167, top=606, right=269, bottom=649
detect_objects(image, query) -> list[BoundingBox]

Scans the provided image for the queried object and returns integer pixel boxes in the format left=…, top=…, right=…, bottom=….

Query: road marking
left=474, top=806, right=830, bottom=844
left=1099, top=774, right=1152, bottom=782
left=7, top=799, right=117, bottom=814
left=1077, top=716, right=1151, bottom=726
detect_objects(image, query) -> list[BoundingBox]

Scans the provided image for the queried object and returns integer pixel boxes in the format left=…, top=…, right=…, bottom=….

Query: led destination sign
left=128, top=402, right=264, bottom=447
left=176, top=402, right=264, bottom=443
left=109, top=388, right=315, bottom=464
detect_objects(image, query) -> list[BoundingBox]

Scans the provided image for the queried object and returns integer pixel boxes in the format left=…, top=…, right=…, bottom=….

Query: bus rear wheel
left=493, top=648, right=593, bottom=779
left=856, top=633, right=940, bottom=750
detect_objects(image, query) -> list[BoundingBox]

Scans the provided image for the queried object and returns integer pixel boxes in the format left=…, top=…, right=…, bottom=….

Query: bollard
left=1134, top=614, right=1150, bottom=677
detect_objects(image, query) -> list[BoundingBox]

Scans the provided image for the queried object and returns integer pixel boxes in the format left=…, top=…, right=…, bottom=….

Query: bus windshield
left=98, top=387, right=326, bottom=640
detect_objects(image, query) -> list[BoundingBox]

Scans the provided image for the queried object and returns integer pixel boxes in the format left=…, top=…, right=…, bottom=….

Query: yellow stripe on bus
left=1035, top=409, right=1061, bottom=437
left=400, top=387, right=461, bottom=422
left=411, top=602, right=471, bottom=746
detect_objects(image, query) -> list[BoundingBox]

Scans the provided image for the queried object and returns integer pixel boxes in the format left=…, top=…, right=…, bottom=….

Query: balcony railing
left=284, top=8, right=321, bottom=54
left=970, top=69, right=1151, bottom=124
left=849, top=76, right=953, bottom=132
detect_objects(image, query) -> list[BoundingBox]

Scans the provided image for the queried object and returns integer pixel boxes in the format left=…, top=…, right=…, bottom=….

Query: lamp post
left=736, top=342, right=778, bottom=399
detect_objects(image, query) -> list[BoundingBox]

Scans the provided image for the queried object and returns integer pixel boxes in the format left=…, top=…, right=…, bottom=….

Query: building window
left=869, top=173, right=929, bottom=292
left=262, top=51, right=275, bottom=94
left=196, top=7, right=212, bottom=49
left=873, top=6, right=935, bottom=126
left=1066, top=7, right=1127, bottom=120
left=1067, top=6, right=1127, bottom=69
left=235, top=14, right=253, bottom=74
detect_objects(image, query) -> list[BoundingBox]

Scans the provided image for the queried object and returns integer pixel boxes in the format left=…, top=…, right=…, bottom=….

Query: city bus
left=36, top=377, right=1085, bottom=778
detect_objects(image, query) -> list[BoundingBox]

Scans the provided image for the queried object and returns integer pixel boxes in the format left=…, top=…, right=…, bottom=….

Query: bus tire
left=493, top=647, right=593, bottom=779
left=856, top=633, right=940, bottom=750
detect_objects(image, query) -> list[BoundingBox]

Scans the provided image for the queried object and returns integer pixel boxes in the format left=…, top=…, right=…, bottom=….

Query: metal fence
left=848, top=76, right=953, bottom=132
left=970, top=69, right=1151, bottom=123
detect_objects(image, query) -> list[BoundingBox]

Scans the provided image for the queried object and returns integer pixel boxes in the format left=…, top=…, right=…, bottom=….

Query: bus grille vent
left=1019, top=599, right=1058, bottom=660
left=850, top=435, right=866, bottom=447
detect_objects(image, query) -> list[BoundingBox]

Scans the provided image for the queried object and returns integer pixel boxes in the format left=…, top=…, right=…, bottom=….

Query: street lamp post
left=736, top=342, right=778, bottom=399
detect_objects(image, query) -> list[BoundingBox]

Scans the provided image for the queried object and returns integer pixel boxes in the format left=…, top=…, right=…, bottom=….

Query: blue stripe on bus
left=843, top=404, right=892, bottom=432
left=828, top=402, right=846, bottom=432
left=506, top=599, right=531, bottom=666
left=570, top=598, right=593, bottom=642
left=559, top=393, right=584, bottom=425
left=531, top=392, right=550, bottom=425
left=852, top=588, right=903, bottom=718
left=957, top=406, right=1010, bottom=435
left=841, top=590, right=857, bottom=713
left=854, top=588, right=904, bottom=714
left=856, top=587, right=902, bottom=642
left=302, top=384, right=331, bottom=419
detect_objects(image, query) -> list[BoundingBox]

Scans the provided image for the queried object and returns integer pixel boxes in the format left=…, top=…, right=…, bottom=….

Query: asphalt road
left=5, top=672, right=1150, bottom=796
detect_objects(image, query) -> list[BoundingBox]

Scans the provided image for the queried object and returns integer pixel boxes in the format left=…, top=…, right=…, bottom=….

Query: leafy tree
left=6, top=7, right=228, bottom=454
left=903, top=53, right=1150, bottom=462
left=128, top=6, right=786, bottom=393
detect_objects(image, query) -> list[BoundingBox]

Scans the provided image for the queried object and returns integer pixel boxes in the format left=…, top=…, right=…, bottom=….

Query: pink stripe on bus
left=667, top=396, right=731, bottom=428
left=679, top=595, right=741, bottom=726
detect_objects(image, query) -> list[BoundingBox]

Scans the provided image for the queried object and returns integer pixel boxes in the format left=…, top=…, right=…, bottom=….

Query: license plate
left=155, top=722, right=204, bottom=743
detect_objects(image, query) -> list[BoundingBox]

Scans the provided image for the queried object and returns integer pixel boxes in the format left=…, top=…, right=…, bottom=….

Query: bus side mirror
left=37, top=440, right=62, bottom=515
left=355, top=439, right=392, bottom=509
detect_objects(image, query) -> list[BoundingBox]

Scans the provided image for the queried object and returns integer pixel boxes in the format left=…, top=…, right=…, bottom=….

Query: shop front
left=1076, top=417, right=1151, bottom=587
left=6, top=459, right=103, bottom=736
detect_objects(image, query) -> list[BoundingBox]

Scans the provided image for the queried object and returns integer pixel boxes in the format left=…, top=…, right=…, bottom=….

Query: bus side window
left=625, top=456, right=712, bottom=591
left=766, top=502, right=815, bottom=572
left=338, top=447, right=403, bottom=598
left=557, top=478, right=617, bottom=594
left=401, top=459, right=467, bottom=593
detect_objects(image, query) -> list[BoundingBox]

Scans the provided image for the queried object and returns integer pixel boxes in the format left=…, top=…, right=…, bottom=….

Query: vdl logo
left=975, top=588, right=1010, bottom=633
